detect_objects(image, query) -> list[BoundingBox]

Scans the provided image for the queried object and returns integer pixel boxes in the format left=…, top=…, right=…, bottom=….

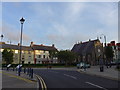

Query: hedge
left=2, top=63, right=76, bottom=67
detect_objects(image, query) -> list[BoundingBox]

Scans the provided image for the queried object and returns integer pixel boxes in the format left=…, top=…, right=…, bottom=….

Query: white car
left=77, top=62, right=90, bottom=69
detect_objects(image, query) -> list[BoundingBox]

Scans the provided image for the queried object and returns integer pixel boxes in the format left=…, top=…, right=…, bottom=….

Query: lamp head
left=20, top=17, right=25, bottom=24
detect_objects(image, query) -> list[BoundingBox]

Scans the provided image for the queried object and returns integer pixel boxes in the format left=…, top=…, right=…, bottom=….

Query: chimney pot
left=18, top=43, right=20, bottom=46
left=52, top=44, right=54, bottom=47
left=30, top=41, right=34, bottom=47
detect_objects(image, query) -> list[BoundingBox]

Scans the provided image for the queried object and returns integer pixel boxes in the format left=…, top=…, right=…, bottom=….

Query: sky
left=1, top=1, right=118, bottom=50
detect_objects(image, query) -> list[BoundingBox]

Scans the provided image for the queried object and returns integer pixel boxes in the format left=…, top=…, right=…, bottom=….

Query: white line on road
left=63, top=74, right=77, bottom=79
left=85, top=82, right=108, bottom=90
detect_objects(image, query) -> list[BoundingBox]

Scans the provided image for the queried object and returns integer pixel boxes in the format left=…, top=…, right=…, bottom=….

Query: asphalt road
left=33, top=68, right=119, bottom=90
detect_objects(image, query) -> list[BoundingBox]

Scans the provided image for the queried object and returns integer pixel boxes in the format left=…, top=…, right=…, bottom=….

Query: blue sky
left=2, top=2, right=118, bottom=50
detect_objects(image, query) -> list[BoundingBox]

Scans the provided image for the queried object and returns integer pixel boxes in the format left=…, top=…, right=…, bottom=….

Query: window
left=22, top=55, right=24, bottom=59
left=28, top=51, right=31, bottom=54
left=43, top=55, right=45, bottom=58
left=22, top=51, right=24, bottom=54
left=28, top=62, right=31, bottom=64
left=15, top=50, right=18, bottom=53
left=0, top=49, right=4, bottom=52
left=44, top=51, right=45, bottom=53
left=38, top=55, right=41, bottom=58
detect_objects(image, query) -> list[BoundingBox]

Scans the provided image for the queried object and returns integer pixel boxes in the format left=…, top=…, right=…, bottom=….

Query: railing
left=2, top=66, right=34, bottom=79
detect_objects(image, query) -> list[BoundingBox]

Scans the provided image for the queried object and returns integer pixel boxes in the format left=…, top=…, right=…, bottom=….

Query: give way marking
left=85, top=82, right=108, bottom=90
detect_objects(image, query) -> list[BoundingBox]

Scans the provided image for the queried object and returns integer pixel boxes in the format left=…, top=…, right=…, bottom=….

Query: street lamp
left=0, top=34, right=4, bottom=42
left=100, top=34, right=106, bottom=47
left=99, top=34, right=107, bottom=71
left=18, top=17, right=25, bottom=76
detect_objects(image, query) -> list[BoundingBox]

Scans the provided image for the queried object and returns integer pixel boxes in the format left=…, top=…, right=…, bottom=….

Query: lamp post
left=99, top=34, right=106, bottom=70
left=18, top=17, right=25, bottom=76
left=100, top=34, right=106, bottom=47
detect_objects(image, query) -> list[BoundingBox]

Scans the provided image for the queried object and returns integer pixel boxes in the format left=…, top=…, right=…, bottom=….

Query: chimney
left=52, top=44, right=55, bottom=47
left=107, top=43, right=111, bottom=46
left=110, top=41, right=115, bottom=46
left=116, top=43, right=120, bottom=46
left=30, top=42, right=34, bottom=47
left=40, top=44, right=43, bottom=46
left=18, top=43, right=20, bottom=46
left=89, top=39, right=91, bottom=41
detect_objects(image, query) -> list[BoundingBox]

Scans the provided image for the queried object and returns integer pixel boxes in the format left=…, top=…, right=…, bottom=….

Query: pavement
left=1, top=69, right=38, bottom=90
left=77, top=66, right=119, bottom=81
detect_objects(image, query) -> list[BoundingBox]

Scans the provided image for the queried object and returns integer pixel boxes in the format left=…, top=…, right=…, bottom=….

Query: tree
left=49, top=50, right=58, bottom=60
left=2, top=48, right=13, bottom=64
left=104, top=46, right=114, bottom=63
left=57, top=50, right=76, bottom=66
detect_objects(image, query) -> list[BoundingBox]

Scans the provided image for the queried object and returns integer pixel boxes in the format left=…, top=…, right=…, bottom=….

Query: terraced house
left=0, top=42, right=58, bottom=64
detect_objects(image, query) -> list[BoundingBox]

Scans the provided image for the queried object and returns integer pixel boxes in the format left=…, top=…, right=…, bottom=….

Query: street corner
left=2, top=71, right=38, bottom=89
left=2, top=71, right=36, bottom=84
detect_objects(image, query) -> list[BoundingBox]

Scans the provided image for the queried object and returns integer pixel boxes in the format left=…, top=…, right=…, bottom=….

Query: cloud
left=2, top=22, right=30, bottom=43
left=97, top=3, right=118, bottom=27
left=0, top=2, right=2, bottom=34
left=46, top=21, right=91, bottom=49
left=2, top=0, right=120, bottom=2
left=2, top=2, right=118, bottom=50
left=64, top=2, right=86, bottom=23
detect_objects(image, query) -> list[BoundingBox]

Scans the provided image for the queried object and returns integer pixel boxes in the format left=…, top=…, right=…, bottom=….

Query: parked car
left=77, top=62, right=90, bottom=69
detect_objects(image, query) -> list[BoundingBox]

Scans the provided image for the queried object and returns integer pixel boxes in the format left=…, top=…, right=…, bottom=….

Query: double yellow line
left=35, top=74, right=47, bottom=90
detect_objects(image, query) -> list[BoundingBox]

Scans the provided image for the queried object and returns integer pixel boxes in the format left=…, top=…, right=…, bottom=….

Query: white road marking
left=85, top=82, right=108, bottom=90
left=63, top=74, right=77, bottom=79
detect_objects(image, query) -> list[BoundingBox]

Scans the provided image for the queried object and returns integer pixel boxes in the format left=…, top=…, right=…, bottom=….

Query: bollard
left=31, top=69, right=33, bottom=79
left=24, top=68, right=26, bottom=73
left=18, top=67, right=20, bottom=76
left=29, top=68, right=31, bottom=77
left=100, top=66, right=104, bottom=72
left=27, top=68, right=29, bottom=75
left=13, top=67, right=14, bottom=71
left=7, top=67, right=8, bottom=71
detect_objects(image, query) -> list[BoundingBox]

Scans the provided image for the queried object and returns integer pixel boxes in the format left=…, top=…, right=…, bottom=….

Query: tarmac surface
left=34, top=68, right=119, bottom=89
left=1, top=65, right=120, bottom=89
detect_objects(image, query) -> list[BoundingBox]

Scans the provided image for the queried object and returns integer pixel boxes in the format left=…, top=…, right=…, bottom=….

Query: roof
left=71, top=39, right=99, bottom=55
left=0, top=43, right=32, bottom=51
left=0, top=42, right=58, bottom=51
left=32, top=44, right=58, bottom=51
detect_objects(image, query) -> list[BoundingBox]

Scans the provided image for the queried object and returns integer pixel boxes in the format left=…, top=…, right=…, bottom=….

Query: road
left=34, top=68, right=119, bottom=90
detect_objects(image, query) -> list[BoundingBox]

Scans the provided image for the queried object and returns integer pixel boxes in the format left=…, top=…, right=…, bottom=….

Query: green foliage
left=57, top=50, right=76, bottom=65
left=49, top=50, right=58, bottom=59
left=105, top=46, right=114, bottom=59
left=2, top=48, right=13, bottom=64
